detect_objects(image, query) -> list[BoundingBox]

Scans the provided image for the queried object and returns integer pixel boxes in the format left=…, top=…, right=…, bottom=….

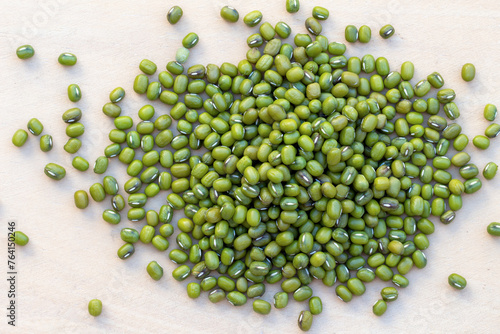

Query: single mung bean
left=226, top=291, right=246, bottom=306
left=109, top=87, right=125, bottom=103
left=487, top=222, right=500, bottom=236
left=27, top=118, right=43, bottom=136
left=182, top=33, right=199, bottom=49
left=120, top=228, right=139, bottom=243
left=373, top=299, right=387, bottom=316
left=102, top=209, right=120, bottom=225
left=12, top=129, right=28, bottom=147
left=167, top=6, right=183, bottom=24
left=39, top=134, right=53, bottom=152
left=16, top=45, right=35, bottom=59
left=187, top=282, right=201, bottom=299
left=358, top=25, right=371, bottom=43
left=67, top=84, right=81, bottom=102
left=305, top=17, right=322, bottom=36
left=427, top=72, right=445, bottom=88
left=485, top=123, right=500, bottom=138
left=298, top=310, right=313, bottom=331
left=286, top=0, right=300, bottom=13
left=152, top=235, right=169, bottom=251
left=117, top=243, right=135, bottom=259
left=381, top=287, right=398, bottom=301
left=448, top=273, right=467, bottom=289
left=147, top=261, right=164, bottom=281
left=472, top=135, right=490, bottom=149
left=484, top=104, right=497, bottom=121
left=253, top=299, right=271, bottom=315
left=89, top=183, right=106, bottom=202
left=134, top=74, right=149, bottom=94
left=13, top=231, right=29, bottom=246
left=58, top=53, right=77, bottom=66
left=379, top=25, right=395, bottom=39
left=483, top=162, right=498, bottom=180
left=93, top=156, right=109, bottom=174
left=461, top=63, right=475, bottom=82
left=220, top=6, right=239, bottom=22
left=345, top=25, right=358, bottom=42
left=309, top=296, right=322, bottom=315
left=139, top=59, right=157, bottom=75
left=312, top=6, right=329, bottom=20
left=44, top=163, right=66, bottom=180
left=62, top=107, right=82, bottom=123
left=64, top=138, right=82, bottom=154
left=244, top=10, right=263, bottom=27
left=74, top=190, right=89, bottom=209
left=274, top=292, right=288, bottom=309
left=88, top=299, right=102, bottom=317
left=66, top=122, right=85, bottom=137
left=102, top=103, right=121, bottom=118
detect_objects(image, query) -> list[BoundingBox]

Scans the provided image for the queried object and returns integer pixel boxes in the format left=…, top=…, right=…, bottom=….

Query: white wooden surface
left=1, top=0, right=500, bottom=333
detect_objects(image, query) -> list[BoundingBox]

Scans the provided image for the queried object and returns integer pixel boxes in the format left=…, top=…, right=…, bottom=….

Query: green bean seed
left=187, top=282, right=201, bottom=299
left=359, top=25, right=371, bottom=43
left=244, top=10, right=263, bottom=27
left=12, top=231, right=29, bottom=246
left=139, top=59, right=157, bottom=75
left=62, top=108, right=82, bottom=123
left=102, top=103, right=121, bottom=118
left=274, top=292, right=289, bottom=309
left=109, top=87, right=125, bottom=103
left=309, top=296, right=322, bottom=315
left=487, top=222, right=500, bottom=236
left=183, top=33, right=199, bottom=49
left=483, top=162, right=498, bottom=180
left=472, top=135, right=490, bottom=149
left=94, top=156, right=109, bottom=174
left=88, top=299, right=102, bottom=317
left=147, top=261, right=164, bottom=281
left=27, top=118, right=43, bottom=136
left=89, top=183, right=106, bottom=202
left=167, top=6, right=183, bottom=24
left=373, top=299, right=387, bottom=316
left=44, top=163, right=66, bottom=180
left=102, top=209, right=120, bottom=225
left=221, top=6, right=239, bottom=23
left=225, top=291, right=246, bottom=306
left=345, top=25, right=358, bottom=43
left=117, top=243, right=135, bottom=259
left=298, top=310, right=313, bottom=331
left=134, top=74, right=149, bottom=94
left=67, top=84, right=82, bottom=102
left=379, top=25, right=395, bottom=39
left=58, top=53, right=77, bottom=66
left=16, top=45, right=35, bottom=59
left=286, top=0, right=300, bottom=13
left=461, top=63, right=475, bottom=82
left=64, top=138, right=82, bottom=154
left=12, top=129, right=28, bottom=147
left=253, top=299, right=271, bottom=315
left=39, top=134, right=53, bottom=152
left=66, top=122, right=85, bottom=137
left=305, top=17, right=322, bottom=36
left=312, top=6, right=329, bottom=20
left=74, top=190, right=89, bottom=209
left=448, top=273, right=467, bottom=289
left=484, top=104, right=497, bottom=121
left=380, top=287, right=398, bottom=301
left=427, top=72, right=444, bottom=88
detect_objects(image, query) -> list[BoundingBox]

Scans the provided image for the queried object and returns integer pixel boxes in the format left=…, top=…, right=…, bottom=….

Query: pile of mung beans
left=11, top=1, right=500, bottom=331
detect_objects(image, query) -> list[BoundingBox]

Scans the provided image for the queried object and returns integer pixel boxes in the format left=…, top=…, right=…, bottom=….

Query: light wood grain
left=1, top=0, right=500, bottom=333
